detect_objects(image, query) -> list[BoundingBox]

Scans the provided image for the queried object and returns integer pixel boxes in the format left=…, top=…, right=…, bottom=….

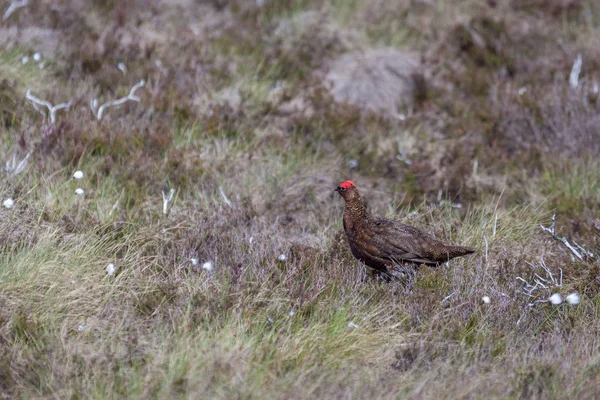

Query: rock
left=324, top=48, right=422, bottom=115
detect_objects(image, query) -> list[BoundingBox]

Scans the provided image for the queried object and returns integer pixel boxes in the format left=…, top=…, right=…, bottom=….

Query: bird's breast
left=345, top=226, right=377, bottom=253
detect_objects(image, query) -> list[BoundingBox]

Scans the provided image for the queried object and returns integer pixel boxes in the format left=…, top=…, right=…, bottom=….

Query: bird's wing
left=367, top=217, right=445, bottom=264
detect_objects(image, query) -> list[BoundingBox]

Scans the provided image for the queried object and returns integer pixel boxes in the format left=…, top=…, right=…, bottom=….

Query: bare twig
left=96, top=80, right=145, bottom=121
left=540, top=214, right=585, bottom=261
left=162, top=188, right=175, bottom=216
left=516, top=276, right=542, bottom=297
left=572, top=240, right=595, bottom=259
left=441, top=291, right=456, bottom=304
left=4, top=152, right=30, bottom=177
left=3, top=0, right=28, bottom=21
left=90, top=98, right=98, bottom=115
left=569, top=53, right=582, bottom=89
left=26, top=90, right=72, bottom=124
left=219, top=187, right=232, bottom=207
left=396, top=144, right=412, bottom=165
left=517, top=258, right=564, bottom=307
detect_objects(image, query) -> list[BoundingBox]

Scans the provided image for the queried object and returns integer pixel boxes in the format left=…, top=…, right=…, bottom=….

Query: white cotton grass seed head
left=22, top=56, right=29, bottom=64
left=348, top=322, right=359, bottom=329
left=549, top=293, right=563, bottom=305
left=106, top=263, right=116, bottom=276
left=191, top=258, right=199, bottom=266
left=482, top=296, right=491, bottom=304
left=33, top=52, right=41, bottom=62
left=566, top=293, right=580, bottom=305
left=77, top=324, right=85, bottom=332
left=3, top=198, right=14, bottom=209
left=278, top=254, right=287, bottom=261
left=202, top=261, right=213, bottom=272
left=75, top=188, right=85, bottom=196
left=73, top=170, right=84, bottom=180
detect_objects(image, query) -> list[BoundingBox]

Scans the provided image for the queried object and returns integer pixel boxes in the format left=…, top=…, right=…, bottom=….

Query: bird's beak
left=334, top=187, right=341, bottom=193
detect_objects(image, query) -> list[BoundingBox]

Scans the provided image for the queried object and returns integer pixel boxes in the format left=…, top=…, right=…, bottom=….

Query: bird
left=334, top=180, right=475, bottom=279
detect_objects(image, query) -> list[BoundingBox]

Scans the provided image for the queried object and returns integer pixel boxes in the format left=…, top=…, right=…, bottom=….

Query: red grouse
left=335, top=180, right=474, bottom=278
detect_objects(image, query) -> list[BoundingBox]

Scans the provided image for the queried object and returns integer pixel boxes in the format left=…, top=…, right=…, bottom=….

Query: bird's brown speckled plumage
left=335, top=180, right=474, bottom=278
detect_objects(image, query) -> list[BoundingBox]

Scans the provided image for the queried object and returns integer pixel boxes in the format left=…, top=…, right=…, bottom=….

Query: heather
left=0, top=0, right=599, bottom=398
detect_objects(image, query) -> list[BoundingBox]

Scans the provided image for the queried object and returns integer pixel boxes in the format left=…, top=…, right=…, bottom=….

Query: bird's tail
left=446, top=245, right=475, bottom=259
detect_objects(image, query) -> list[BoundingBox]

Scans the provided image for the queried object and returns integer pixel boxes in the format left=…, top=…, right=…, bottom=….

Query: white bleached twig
left=5, top=152, right=30, bottom=176
left=396, top=142, right=412, bottom=165
left=3, top=0, right=28, bottom=21
left=162, top=188, right=175, bottom=215
left=439, top=200, right=462, bottom=209
left=569, top=53, right=582, bottom=89
left=90, top=98, right=98, bottom=114
left=26, top=90, right=72, bottom=124
left=516, top=258, right=564, bottom=308
left=96, top=80, right=145, bottom=121
left=219, top=186, right=232, bottom=207
left=441, top=291, right=456, bottom=304
left=539, top=214, right=585, bottom=261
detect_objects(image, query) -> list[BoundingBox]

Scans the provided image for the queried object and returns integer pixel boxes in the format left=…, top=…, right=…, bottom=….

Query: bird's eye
left=339, top=186, right=346, bottom=192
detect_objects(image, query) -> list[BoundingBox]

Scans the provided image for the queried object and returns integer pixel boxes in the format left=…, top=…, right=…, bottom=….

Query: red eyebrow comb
left=339, top=180, right=356, bottom=189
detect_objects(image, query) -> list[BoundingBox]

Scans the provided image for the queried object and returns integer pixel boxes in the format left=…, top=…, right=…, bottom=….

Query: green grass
left=1, top=0, right=600, bottom=398
left=541, top=158, right=600, bottom=217
left=0, top=48, right=51, bottom=90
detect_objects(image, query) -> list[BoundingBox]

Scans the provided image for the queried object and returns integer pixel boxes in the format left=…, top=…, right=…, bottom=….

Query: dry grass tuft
left=0, top=0, right=599, bottom=398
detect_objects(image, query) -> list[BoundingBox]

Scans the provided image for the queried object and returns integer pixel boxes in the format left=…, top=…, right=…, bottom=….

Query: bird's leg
left=389, top=263, right=417, bottom=281
left=362, top=267, right=393, bottom=282
left=377, top=270, right=393, bottom=282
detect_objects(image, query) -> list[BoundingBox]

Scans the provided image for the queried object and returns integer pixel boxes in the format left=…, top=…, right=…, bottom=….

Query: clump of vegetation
left=0, top=0, right=599, bottom=398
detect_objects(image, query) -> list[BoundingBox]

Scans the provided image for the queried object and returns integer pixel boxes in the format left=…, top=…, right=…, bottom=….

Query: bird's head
left=335, top=180, right=359, bottom=201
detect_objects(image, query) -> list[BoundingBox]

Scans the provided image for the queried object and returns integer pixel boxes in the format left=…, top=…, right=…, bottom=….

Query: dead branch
left=539, top=214, right=587, bottom=261
left=25, top=90, right=72, bottom=124
left=3, top=0, right=28, bottom=21
left=96, top=80, right=145, bottom=121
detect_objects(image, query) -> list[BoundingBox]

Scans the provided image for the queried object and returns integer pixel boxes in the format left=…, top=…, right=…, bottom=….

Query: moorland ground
left=1, top=0, right=600, bottom=398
